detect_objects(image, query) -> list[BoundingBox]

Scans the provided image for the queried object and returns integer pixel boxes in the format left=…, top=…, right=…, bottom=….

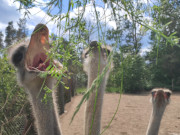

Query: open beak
left=25, top=24, right=62, bottom=72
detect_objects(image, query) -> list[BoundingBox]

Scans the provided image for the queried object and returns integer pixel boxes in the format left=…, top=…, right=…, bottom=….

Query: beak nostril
left=39, top=59, right=43, bottom=64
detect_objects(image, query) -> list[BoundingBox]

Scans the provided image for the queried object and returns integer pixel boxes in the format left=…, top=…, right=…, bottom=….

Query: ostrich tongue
left=25, top=24, right=62, bottom=72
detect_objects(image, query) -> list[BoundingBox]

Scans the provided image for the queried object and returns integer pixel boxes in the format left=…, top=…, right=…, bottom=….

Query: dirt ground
left=60, top=93, right=180, bottom=135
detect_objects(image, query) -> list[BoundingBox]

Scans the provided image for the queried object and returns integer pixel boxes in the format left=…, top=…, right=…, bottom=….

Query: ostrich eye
left=13, top=51, right=23, bottom=63
left=84, top=49, right=91, bottom=58
left=85, top=52, right=89, bottom=58
left=165, top=92, right=171, bottom=99
left=107, top=49, right=110, bottom=56
left=102, top=48, right=110, bottom=57
left=151, top=91, right=156, bottom=97
left=12, top=46, right=26, bottom=67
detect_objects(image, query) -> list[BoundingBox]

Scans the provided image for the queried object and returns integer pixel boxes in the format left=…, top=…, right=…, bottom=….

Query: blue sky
left=0, top=0, right=151, bottom=55
left=0, top=0, right=117, bottom=40
left=0, top=0, right=68, bottom=36
left=0, top=0, right=106, bottom=34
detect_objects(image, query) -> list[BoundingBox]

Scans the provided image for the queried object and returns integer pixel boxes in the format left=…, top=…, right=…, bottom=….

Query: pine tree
left=147, top=0, right=180, bottom=90
left=0, top=31, right=3, bottom=48
left=16, top=18, right=27, bottom=41
left=5, top=21, right=16, bottom=47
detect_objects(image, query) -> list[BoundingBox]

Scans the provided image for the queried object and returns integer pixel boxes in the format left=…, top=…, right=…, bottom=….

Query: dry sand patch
left=60, top=93, right=180, bottom=135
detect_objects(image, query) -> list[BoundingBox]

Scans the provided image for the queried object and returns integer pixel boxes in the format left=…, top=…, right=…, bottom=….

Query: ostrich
left=82, top=41, right=113, bottom=135
left=8, top=24, right=112, bottom=135
left=146, top=88, right=172, bottom=135
left=8, top=24, right=62, bottom=135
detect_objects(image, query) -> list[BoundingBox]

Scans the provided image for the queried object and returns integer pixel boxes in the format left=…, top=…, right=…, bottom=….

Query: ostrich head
left=146, top=88, right=172, bottom=135
left=8, top=24, right=63, bottom=87
left=151, top=88, right=171, bottom=108
left=82, top=41, right=113, bottom=74
left=9, top=24, right=62, bottom=73
left=25, top=24, right=50, bottom=71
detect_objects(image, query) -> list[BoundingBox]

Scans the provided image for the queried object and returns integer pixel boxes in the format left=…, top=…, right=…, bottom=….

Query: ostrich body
left=83, top=41, right=112, bottom=135
left=146, top=88, right=171, bottom=135
left=9, top=24, right=112, bottom=135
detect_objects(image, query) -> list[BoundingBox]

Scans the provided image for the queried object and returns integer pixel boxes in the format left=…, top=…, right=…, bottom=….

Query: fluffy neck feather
left=24, top=76, right=62, bottom=135
left=146, top=103, right=166, bottom=135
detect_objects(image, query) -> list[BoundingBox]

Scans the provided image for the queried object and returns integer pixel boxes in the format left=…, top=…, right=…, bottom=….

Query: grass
left=76, top=87, right=122, bottom=94
left=106, top=87, right=121, bottom=93
left=76, top=87, right=86, bottom=94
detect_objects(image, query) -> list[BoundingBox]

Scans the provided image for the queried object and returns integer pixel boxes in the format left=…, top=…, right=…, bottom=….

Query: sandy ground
left=60, top=93, right=180, bottom=135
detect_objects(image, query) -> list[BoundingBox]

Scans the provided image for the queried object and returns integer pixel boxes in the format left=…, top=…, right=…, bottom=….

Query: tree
left=0, top=31, right=3, bottom=48
left=146, top=0, right=180, bottom=91
left=151, top=0, right=180, bottom=42
left=107, top=47, right=147, bottom=93
left=5, top=21, right=16, bottom=47
left=146, top=43, right=180, bottom=90
left=16, top=18, right=28, bottom=41
left=0, top=55, right=27, bottom=134
left=106, top=1, right=146, bottom=93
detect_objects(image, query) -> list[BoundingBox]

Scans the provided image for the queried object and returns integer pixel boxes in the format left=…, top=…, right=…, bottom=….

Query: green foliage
left=4, top=18, right=28, bottom=48
left=76, top=87, right=86, bottom=94
left=122, top=55, right=147, bottom=93
left=0, top=32, right=3, bottom=48
left=16, top=18, right=28, bottom=41
left=1, top=0, right=180, bottom=134
left=105, top=87, right=120, bottom=93
left=42, top=86, right=53, bottom=104
left=146, top=44, right=180, bottom=91
left=108, top=53, right=147, bottom=93
left=0, top=18, right=29, bottom=134
left=0, top=54, right=27, bottom=134
left=76, top=71, right=87, bottom=88
left=145, top=0, right=180, bottom=91
left=5, top=22, right=17, bottom=47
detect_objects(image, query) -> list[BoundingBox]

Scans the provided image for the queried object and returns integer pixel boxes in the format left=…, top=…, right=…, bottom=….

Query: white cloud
left=140, top=29, right=151, bottom=54
left=0, top=22, right=7, bottom=39
left=69, top=3, right=116, bottom=29
left=0, top=0, right=151, bottom=48
left=140, top=45, right=151, bottom=56
left=64, top=3, right=117, bottom=41
left=139, top=0, right=153, bottom=4
left=0, top=0, right=59, bottom=36
left=0, top=0, right=117, bottom=40
left=5, top=0, right=19, bottom=7
left=0, top=0, right=20, bottom=23
left=0, top=22, right=7, bottom=32
left=26, top=24, right=35, bottom=31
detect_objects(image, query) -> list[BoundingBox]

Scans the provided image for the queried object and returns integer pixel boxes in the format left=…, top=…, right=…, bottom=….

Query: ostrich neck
left=25, top=77, right=61, bottom=135
left=146, top=105, right=166, bottom=135
left=85, top=59, right=109, bottom=135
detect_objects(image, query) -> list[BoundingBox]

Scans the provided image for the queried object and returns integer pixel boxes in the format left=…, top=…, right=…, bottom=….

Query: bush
left=108, top=54, right=148, bottom=93
left=76, top=87, right=86, bottom=94
left=106, top=87, right=121, bottom=93
left=0, top=55, right=28, bottom=134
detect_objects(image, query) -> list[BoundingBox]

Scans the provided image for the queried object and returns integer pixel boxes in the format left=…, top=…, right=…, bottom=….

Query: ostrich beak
left=25, top=24, right=62, bottom=72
